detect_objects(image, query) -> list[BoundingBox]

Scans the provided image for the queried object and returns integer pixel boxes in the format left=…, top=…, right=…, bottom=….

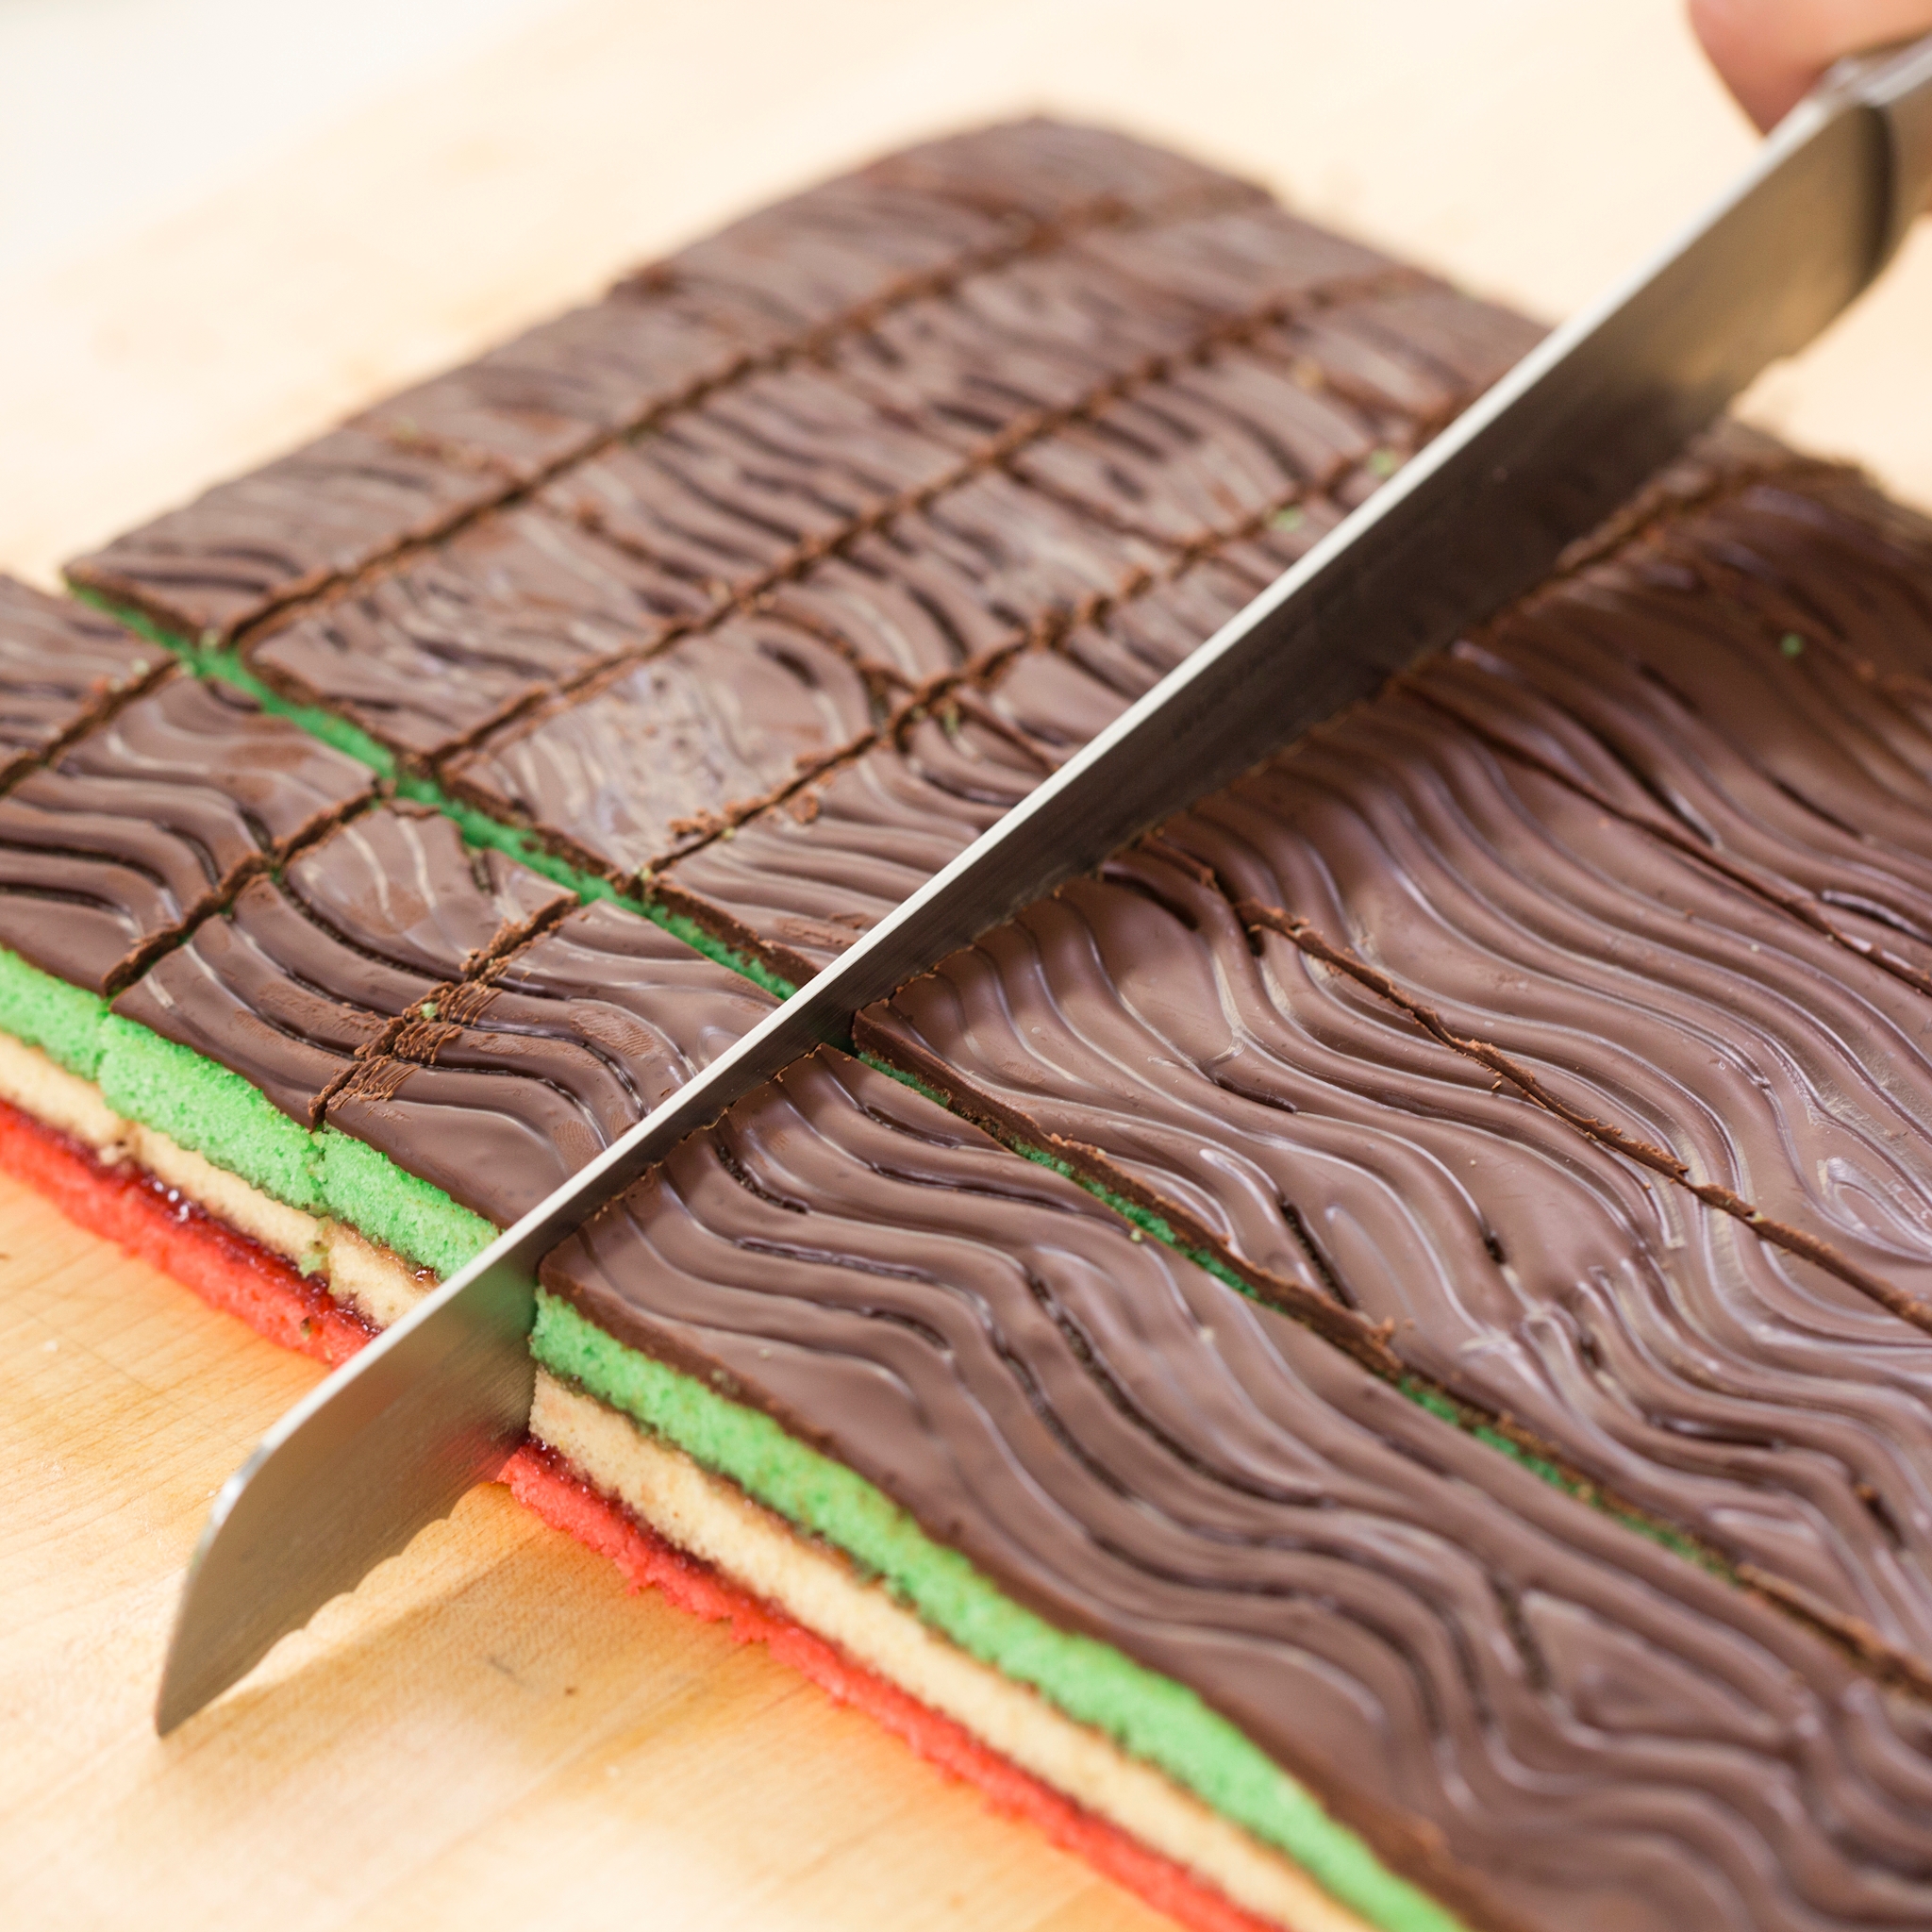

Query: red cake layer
left=0, top=1095, right=370, bottom=1364
left=504, top=1442, right=1276, bottom=1932
left=6, top=1092, right=1272, bottom=1932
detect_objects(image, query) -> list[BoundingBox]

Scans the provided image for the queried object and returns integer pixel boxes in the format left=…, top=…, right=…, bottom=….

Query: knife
left=155, top=35, right=1932, bottom=1734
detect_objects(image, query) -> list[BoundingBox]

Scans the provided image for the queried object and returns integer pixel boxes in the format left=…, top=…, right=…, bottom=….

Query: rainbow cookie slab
left=8, top=118, right=1932, bottom=1932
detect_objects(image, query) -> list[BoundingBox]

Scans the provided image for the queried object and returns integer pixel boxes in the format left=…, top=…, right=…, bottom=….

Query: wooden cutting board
left=3, top=5, right=1927, bottom=1928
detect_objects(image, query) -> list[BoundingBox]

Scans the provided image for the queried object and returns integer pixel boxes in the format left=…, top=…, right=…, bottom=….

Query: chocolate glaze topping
left=0, top=578, right=165, bottom=787
left=63, top=427, right=508, bottom=646
left=658, top=698, right=1051, bottom=984
left=543, top=1051, right=1932, bottom=1932
left=325, top=902, right=774, bottom=1225
left=1166, top=695, right=1932, bottom=1314
left=65, top=121, right=1264, bottom=643
left=246, top=508, right=712, bottom=767
left=442, top=616, right=876, bottom=881
left=859, top=837, right=1932, bottom=1668
left=1057, top=545, right=1287, bottom=696
left=756, top=530, right=1025, bottom=687
left=540, top=364, right=961, bottom=591
left=110, top=803, right=570, bottom=1124
left=854, top=117, right=1268, bottom=229
left=351, top=286, right=762, bottom=484
left=854, top=465, right=1932, bottom=1674
left=0, top=675, right=373, bottom=993
left=1011, top=347, right=1377, bottom=547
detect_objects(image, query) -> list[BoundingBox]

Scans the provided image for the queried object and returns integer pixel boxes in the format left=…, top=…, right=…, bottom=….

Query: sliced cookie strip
left=350, top=283, right=765, bottom=484
left=441, top=615, right=878, bottom=884
left=535, top=1048, right=1932, bottom=1932
left=108, top=802, right=574, bottom=1133
left=324, top=902, right=778, bottom=1231
left=856, top=832, right=1932, bottom=1672
left=1407, top=569, right=1932, bottom=995
left=655, top=696, right=1052, bottom=986
left=829, top=244, right=1212, bottom=447
left=63, top=119, right=1253, bottom=645
left=61, top=428, right=512, bottom=648
left=658, top=549, right=1279, bottom=982
left=0, top=578, right=168, bottom=788
left=244, top=508, right=714, bottom=770
left=538, top=363, right=963, bottom=598
left=1170, top=686, right=1932, bottom=1316
left=0, top=673, right=375, bottom=999
left=854, top=116, right=1269, bottom=228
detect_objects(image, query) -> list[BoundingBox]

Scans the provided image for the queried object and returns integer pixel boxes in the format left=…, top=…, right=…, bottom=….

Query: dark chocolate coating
left=662, top=546, right=1287, bottom=981
left=1075, top=205, right=1408, bottom=325
left=660, top=176, right=1016, bottom=343
left=64, top=428, right=506, bottom=644
left=109, top=803, right=568, bottom=1124
left=246, top=508, right=711, bottom=766
left=543, top=1051, right=1932, bottom=1932
left=855, top=117, right=1268, bottom=229
left=1012, top=347, right=1378, bottom=546
left=442, top=616, right=876, bottom=881
left=869, top=470, right=1168, bottom=634
left=0, top=675, right=373, bottom=993
left=326, top=902, right=774, bottom=1225
left=282, top=803, right=572, bottom=980
left=540, top=362, right=961, bottom=597
left=658, top=700, right=1050, bottom=984
left=351, top=286, right=761, bottom=482
left=757, top=528, right=1024, bottom=688
left=0, top=578, right=166, bottom=787
left=59, top=162, right=991, bottom=646
left=1057, top=547, right=1282, bottom=698
left=1169, top=689, right=1932, bottom=1310
left=859, top=839, right=1932, bottom=1669
left=112, top=878, right=420, bottom=1125
left=973, top=649, right=1133, bottom=759
left=830, top=247, right=1205, bottom=445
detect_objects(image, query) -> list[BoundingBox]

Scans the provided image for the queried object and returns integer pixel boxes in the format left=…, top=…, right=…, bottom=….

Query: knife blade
left=156, top=34, right=1932, bottom=1734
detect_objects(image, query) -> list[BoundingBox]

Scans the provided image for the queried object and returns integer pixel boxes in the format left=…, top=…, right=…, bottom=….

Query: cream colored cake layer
left=531, top=1371, right=1374, bottom=1932
left=0, top=1033, right=437, bottom=1329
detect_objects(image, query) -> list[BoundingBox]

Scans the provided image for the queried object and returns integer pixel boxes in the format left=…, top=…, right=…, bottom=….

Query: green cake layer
left=528, top=1287, right=1461, bottom=1932
left=0, top=944, right=496, bottom=1278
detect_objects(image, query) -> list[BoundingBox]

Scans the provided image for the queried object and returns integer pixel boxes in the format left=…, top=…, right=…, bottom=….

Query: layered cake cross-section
left=12, top=117, right=1932, bottom=1932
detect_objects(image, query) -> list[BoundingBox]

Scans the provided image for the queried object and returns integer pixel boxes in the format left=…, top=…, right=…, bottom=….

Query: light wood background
left=2, top=5, right=1927, bottom=1929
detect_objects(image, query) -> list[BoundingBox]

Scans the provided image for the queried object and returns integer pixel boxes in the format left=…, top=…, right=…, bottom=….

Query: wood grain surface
left=3, top=5, right=1928, bottom=1929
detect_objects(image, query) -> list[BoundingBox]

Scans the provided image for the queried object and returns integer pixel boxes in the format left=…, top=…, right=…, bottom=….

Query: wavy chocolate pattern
left=1011, top=346, right=1379, bottom=546
left=855, top=117, right=1269, bottom=229
left=544, top=1051, right=1932, bottom=1932
left=109, top=803, right=571, bottom=1125
left=1166, top=691, right=1932, bottom=1312
left=1408, top=630, right=1932, bottom=998
left=442, top=615, right=876, bottom=882
left=0, top=675, right=374, bottom=994
left=755, top=527, right=1024, bottom=687
left=858, top=843, right=1932, bottom=1667
left=62, top=428, right=509, bottom=646
left=541, top=363, right=962, bottom=582
left=325, top=902, right=775, bottom=1228
left=0, top=578, right=166, bottom=787
left=1055, top=541, right=1300, bottom=697
left=351, top=286, right=762, bottom=483
left=245, top=507, right=711, bottom=767
left=63, top=121, right=1264, bottom=643
left=658, top=696, right=1050, bottom=985
left=658, top=544, right=1290, bottom=981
